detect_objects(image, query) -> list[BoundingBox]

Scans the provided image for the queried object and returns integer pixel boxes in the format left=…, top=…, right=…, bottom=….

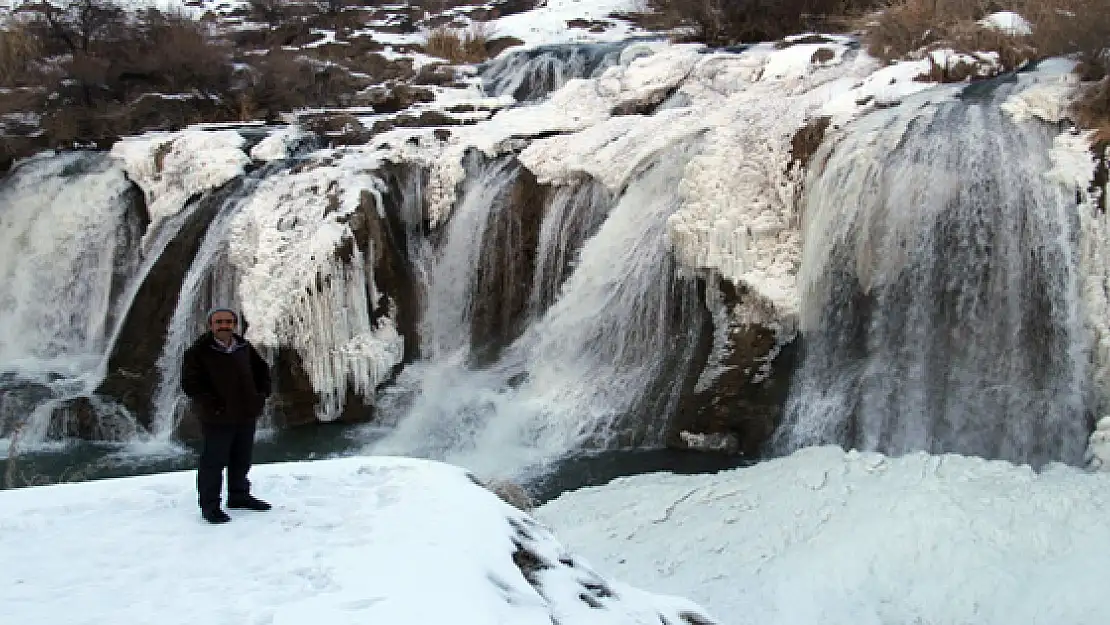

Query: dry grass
left=1075, top=78, right=1110, bottom=143
left=424, top=22, right=494, bottom=63
left=645, top=0, right=881, bottom=46
left=863, top=0, right=1037, bottom=69
left=0, top=20, right=41, bottom=86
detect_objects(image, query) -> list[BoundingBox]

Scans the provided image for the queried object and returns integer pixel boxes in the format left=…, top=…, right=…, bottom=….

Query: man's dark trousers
left=198, top=421, right=256, bottom=510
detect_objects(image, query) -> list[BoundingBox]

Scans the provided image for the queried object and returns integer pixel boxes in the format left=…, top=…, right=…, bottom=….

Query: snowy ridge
left=540, top=445, right=1110, bottom=625
left=0, top=456, right=716, bottom=625
left=110, top=130, right=250, bottom=239
left=228, top=151, right=404, bottom=420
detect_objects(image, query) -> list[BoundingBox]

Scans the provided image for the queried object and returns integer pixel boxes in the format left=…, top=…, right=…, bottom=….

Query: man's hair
left=206, top=307, right=239, bottom=324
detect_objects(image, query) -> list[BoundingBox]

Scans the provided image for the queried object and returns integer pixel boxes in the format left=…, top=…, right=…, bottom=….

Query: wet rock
left=268, top=347, right=319, bottom=428
left=47, top=396, right=138, bottom=441
left=468, top=156, right=548, bottom=366
left=362, top=83, right=436, bottom=114
left=301, top=113, right=372, bottom=146
left=486, top=36, right=525, bottom=57
left=668, top=276, right=798, bottom=457
left=610, top=84, right=683, bottom=116
left=790, top=116, right=831, bottom=171
left=355, top=162, right=424, bottom=364
left=413, top=63, right=462, bottom=87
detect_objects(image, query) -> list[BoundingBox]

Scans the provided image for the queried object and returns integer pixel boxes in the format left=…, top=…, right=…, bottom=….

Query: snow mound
left=110, top=130, right=249, bottom=236
left=978, top=11, right=1033, bottom=36
left=0, top=456, right=716, bottom=625
left=539, top=446, right=1110, bottom=625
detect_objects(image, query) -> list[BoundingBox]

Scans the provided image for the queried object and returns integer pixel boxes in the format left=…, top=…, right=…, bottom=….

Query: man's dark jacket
left=181, top=332, right=272, bottom=424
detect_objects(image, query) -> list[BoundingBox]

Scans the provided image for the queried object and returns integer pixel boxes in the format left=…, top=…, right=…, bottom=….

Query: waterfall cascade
left=481, top=41, right=640, bottom=102
left=778, top=76, right=1094, bottom=467
left=371, top=143, right=707, bottom=476
left=0, top=153, right=146, bottom=448
left=1, top=38, right=1105, bottom=480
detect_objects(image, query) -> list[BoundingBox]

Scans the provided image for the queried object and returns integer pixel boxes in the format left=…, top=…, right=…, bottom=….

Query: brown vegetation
left=0, top=19, right=41, bottom=86
left=644, top=0, right=880, bottom=46
left=424, top=23, right=494, bottom=63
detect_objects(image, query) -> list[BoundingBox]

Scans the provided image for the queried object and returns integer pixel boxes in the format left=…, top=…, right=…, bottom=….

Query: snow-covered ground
left=4, top=447, right=1110, bottom=625
left=0, top=456, right=714, bottom=625
left=539, top=446, right=1110, bottom=625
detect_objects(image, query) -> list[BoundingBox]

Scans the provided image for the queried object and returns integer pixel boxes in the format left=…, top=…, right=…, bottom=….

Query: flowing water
left=370, top=142, right=707, bottom=477
left=778, top=76, right=1091, bottom=467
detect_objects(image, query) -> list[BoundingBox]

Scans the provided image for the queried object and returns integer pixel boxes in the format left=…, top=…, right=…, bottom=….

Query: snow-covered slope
left=539, top=446, right=1110, bottom=625
left=0, top=456, right=716, bottom=625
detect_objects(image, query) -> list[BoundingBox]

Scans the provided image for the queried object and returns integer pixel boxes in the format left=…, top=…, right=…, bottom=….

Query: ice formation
left=228, top=151, right=404, bottom=420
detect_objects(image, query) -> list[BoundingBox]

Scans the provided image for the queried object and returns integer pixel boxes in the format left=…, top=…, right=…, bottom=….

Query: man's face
left=209, top=312, right=237, bottom=340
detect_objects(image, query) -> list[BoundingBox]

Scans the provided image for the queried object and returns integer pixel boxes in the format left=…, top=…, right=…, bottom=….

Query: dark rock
left=789, top=116, right=831, bottom=171
left=668, top=276, right=798, bottom=457
left=357, top=162, right=425, bottom=364
left=610, top=84, right=683, bottom=116
left=47, top=396, right=137, bottom=441
left=268, top=347, right=319, bottom=428
left=301, top=113, right=372, bottom=146
left=370, top=110, right=469, bottom=134
left=362, top=83, right=435, bottom=114
left=467, top=155, right=547, bottom=366
left=413, top=63, right=463, bottom=87
left=485, top=35, right=525, bottom=57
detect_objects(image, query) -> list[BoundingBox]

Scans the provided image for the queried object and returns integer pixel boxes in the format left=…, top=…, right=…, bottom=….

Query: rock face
left=669, top=276, right=797, bottom=458
left=468, top=156, right=548, bottom=366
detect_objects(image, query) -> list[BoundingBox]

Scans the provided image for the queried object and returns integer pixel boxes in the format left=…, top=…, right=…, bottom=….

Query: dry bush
left=424, top=22, right=494, bottom=63
left=1075, top=78, right=1110, bottom=143
left=866, top=0, right=1108, bottom=69
left=0, top=20, right=42, bottom=86
left=863, top=0, right=1019, bottom=63
left=646, top=0, right=881, bottom=46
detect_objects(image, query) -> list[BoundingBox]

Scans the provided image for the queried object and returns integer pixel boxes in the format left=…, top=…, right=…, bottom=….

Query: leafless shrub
left=645, top=0, right=880, bottom=46
left=424, top=22, right=494, bottom=63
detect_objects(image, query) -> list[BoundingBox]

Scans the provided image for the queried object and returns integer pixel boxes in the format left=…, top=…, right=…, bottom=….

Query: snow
left=490, top=0, right=641, bottom=47
left=110, top=130, right=250, bottom=239
left=539, top=445, right=1110, bottom=625
left=0, top=456, right=714, bottom=625
left=979, top=11, right=1033, bottom=36
left=1001, top=59, right=1080, bottom=123
left=249, top=125, right=307, bottom=162
left=7, top=447, right=1110, bottom=625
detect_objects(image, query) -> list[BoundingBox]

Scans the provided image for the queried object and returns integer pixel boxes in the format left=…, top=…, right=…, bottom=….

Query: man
left=181, top=307, right=273, bottom=524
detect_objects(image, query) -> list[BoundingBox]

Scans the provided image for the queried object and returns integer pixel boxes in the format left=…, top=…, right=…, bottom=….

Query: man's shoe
left=202, top=508, right=232, bottom=524
left=228, top=494, right=272, bottom=511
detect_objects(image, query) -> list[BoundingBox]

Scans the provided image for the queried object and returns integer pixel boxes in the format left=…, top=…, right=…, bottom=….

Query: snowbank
left=539, top=446, right=1110, bottom=625
left=0, top=456, right=715, bottom=625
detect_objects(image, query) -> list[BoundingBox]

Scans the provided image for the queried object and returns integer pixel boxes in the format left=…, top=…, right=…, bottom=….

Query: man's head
left=207, top=307, right=238, bottom=342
